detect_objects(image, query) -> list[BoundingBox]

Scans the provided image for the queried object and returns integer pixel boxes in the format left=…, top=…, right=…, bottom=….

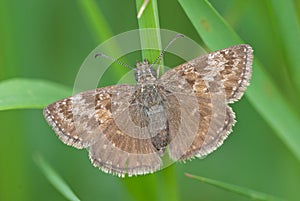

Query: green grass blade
left=123, top=176, right=158, bottom=201
left=157, top=167, right=179, bottom=201
left=179, top=0, right=242, bottom=49
left=269, top=0, right=300, bottom=95
left=34, top=154, right=81, bottom=201
left=120, top=2, right=179, bottom=201
left=0, top=78, right=71, bottom=111
left=76, top=0, right=128, bottom=83
left=178, top=0, right=300, bottom=161
left=137, top=1, right=179, bottom=201
left=136, top=0, right=162, bottom=63
left=121, top=2, right=160, bottom=201
left=185, top=173, right=284, bottom=201
left=77, top=0, right=113, bottom=42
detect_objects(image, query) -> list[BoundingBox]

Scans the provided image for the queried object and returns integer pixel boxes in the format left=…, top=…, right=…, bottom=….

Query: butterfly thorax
left=135, top=60, right=157, bottom=85
left=135, top=59, right=162, bottom=108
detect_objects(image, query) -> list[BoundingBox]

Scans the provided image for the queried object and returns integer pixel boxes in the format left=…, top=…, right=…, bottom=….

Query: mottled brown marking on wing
left=90, top=85, right=162, bottom=177
left=44, top=89, right=101, bottom=149
left=159, top=44, right=252, bottom=160
left=190, top=44, right=253, bottom=103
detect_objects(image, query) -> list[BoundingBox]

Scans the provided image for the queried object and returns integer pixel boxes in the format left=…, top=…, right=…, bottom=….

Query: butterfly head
left=135, top=59, right=157, bottom=84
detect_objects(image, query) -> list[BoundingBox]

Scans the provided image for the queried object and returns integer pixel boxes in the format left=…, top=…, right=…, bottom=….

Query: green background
left=0, top=0, right=299, bottom=200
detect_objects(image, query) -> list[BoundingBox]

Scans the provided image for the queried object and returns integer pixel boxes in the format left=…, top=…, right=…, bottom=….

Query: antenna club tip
left=94, top=53, right=103, bottom=58
left=176, top=34, right=185, bottom=38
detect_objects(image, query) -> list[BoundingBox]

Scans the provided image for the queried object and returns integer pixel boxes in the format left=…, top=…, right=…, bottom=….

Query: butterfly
left=44, top=41, right=253, bottom=177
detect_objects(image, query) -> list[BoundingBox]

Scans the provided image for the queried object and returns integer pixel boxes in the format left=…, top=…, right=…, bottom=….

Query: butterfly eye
left=151, top=68, right=157, bottom=77
left=134, top=71, right=139, bottom=81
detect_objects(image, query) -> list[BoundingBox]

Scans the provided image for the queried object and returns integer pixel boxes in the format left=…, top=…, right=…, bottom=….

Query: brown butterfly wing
left=90, top=85, right=162, bottom=177
left=159, top=44, right=253, bottom=160
left=190, top=44, right=253, bottom=103
left=44, top=88, right=105, bottom=149
left=44, top=85, right=161, bottom=177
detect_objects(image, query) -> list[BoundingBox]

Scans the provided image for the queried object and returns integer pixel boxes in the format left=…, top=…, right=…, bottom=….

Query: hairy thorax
left=138, top=83, right=162, bottom=107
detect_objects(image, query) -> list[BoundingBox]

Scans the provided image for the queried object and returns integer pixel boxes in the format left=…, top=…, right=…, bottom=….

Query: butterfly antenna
left=150, top=34, right=184, bottom=68
left=151, top=34, right=184, bottom=77
left=95, top=53, right=135, bottom=70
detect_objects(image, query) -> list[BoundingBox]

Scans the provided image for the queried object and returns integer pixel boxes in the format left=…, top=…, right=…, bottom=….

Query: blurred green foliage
left=0, top=0, right=299, bottom=201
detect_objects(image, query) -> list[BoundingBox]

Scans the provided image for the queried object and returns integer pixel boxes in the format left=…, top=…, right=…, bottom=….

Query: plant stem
left=186, top=173, right=284, bottom=201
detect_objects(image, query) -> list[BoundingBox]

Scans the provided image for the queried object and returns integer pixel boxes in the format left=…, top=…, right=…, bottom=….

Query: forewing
left=190, top=44, right=253, bottom=103
left=44, top=88, right=106, bottom=149
left=160, top=65, right=216, bottom=161
left=44, top=85, right=161, bottom=177
left=159, top=44, right=252, bottom=160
